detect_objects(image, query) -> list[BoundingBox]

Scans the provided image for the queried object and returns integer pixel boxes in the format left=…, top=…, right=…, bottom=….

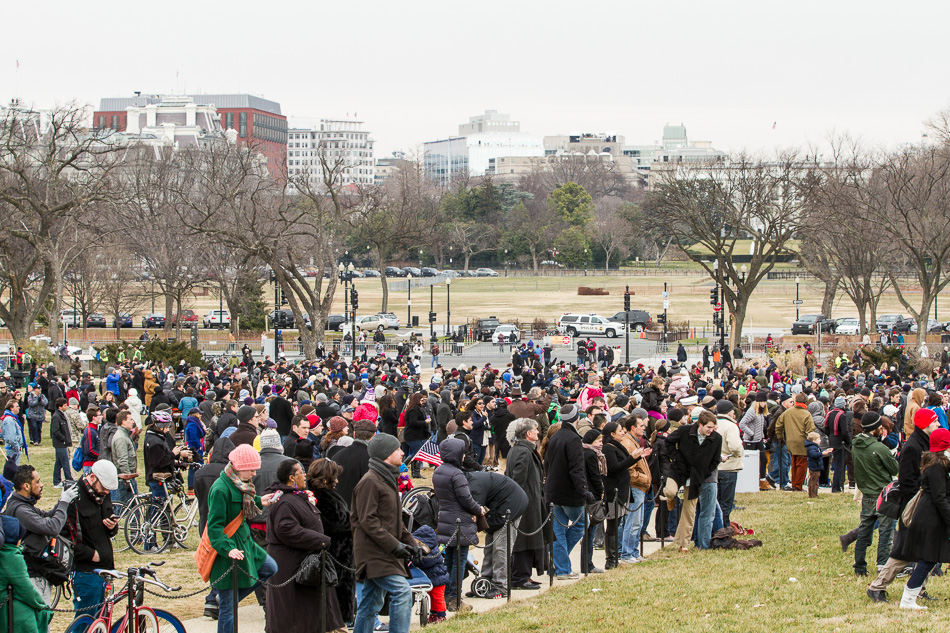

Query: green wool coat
left=206, top=470, right=267, bottom=590
left=0, top=543, right=53, bottom=633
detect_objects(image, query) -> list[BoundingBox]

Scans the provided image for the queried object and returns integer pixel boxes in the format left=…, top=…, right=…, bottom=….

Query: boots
left=604, top=531, right=619, bottom=570
left=900, top=584, right=928, bottom=610
left=759, top=478, right=773, bottom=491
left=839, top=528, right=858, bottom=552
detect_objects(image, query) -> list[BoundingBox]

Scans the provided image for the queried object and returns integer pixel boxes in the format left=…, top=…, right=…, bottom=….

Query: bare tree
left=0, top=103, right=122, bottom=345
left=591, top=197, right=635, bottom=272
left=648, top=154, right=809, bottom=348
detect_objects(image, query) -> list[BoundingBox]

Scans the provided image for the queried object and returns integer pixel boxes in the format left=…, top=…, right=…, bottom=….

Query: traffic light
left=428, top=311, right=436, bottom=323
left=624, top=293, right=631, bottom=311
left=713, top=312, right=721, bottom=327
left=350, top=288, right=359, bottom=310
left=709, top=287, right=718, bottom=305
left=657, top=314, right=667, bottom=324
left=280, top=288, right=288, bottom=305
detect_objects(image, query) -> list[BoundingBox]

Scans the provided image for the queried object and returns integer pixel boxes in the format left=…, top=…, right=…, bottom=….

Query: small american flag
left=413, top=439, right=442, bottom=466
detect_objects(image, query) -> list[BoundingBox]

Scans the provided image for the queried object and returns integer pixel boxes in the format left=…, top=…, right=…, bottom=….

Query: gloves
left=59, top=484, right=80, bottom=505
left=392, top=543, right=414, bottom=560
left=584, top=491, right=596, bottom=504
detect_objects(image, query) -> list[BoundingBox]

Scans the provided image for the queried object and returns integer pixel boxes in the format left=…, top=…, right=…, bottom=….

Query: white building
left=423, top=110, right=544, bottom=182
left=120, top=95, right=224, bottom=148
left=287, top=119, right=375, bottom=188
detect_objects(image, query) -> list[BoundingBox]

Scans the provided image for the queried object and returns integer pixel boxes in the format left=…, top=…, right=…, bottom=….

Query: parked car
left=876, top=314, right=914, bottom=332
left=86, top=313, right=107, bottom=328
left=203, top=310, right=231, bottom=329
left=402, top=267, right=422, bottom=277
left=59, top=310, right=81, bottom=328
left=341, top=314, right=387, bottom=332
left=608, top=310, right=652, bottom=331
left=384, top=266, right=407, bottom=278
left=475, top=267, right=499, bottom=277
left=833, top=317, right=865, bottom=335
left=376, top=312, right=400, bottom=330
left=421, top=267, right=440, bottom=277
left=112, top=313, right=133, bottom=328
left=171, top=309, right=198, bottom=326
left=325, top=314, right=346, bottom=331
left=791, top=314, right=835, bottom=335
left=442, top=269, right=460, bottom=279
left=363, top=269, right=381, bottom=278
left=910, top=319, right=944, bottom=334
left=475, top=317, right=501, bottom=341
left=142, top=313, right=165, bottom=328
left=556, top=313, right=625, bottom=338
left=459, top=270, right=477, bottom=278
left=268, top=309, right=296, bottom=329
left=492, top=324, right=522, bottom=343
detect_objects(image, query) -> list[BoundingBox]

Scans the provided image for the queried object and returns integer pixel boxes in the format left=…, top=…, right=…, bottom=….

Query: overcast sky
left=4, top=1, right=948, bottom=158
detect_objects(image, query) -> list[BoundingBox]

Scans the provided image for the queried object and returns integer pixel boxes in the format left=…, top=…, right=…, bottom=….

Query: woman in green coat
left=0, top=517, right=52, bottom=633
left=207, top=444, right=278, bottom=633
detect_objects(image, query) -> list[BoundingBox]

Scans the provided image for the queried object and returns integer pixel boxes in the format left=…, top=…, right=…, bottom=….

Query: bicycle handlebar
left=139, top=575, right=181, bottom=593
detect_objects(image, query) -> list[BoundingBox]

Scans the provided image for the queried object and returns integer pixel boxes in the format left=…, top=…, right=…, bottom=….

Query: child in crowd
left=412, top=525, right=449, bottom=624
left=804, top=431, right=832, bottom=498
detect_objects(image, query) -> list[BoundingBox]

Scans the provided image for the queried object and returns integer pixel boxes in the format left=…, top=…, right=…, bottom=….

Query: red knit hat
left=915, top=408, right=939, bottom=430
left=930, top=428, right=950, bottom=452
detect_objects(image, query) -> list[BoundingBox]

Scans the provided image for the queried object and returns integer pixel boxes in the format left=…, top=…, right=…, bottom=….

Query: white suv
left=557, top=313, right=625, bottom=338
left=203, top=310, right=231, bottom=329
left=375, top=312, right=400, bottom=330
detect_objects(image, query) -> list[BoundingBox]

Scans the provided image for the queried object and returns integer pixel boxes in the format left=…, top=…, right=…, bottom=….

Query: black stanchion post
left=505, top=510, right=512, bottom=603
left=320, top=551, right=327, bottom=633
left=658, top=497, right=669, bottom=549
left=582, top=504, right=590, bottom=576
left=231, top=566, right=240, bottom=633
left=7, top=585, right=14, bottom=633
left=548, top=503, right=555, bottom=587
left=454, top=519, right=462, bottom=613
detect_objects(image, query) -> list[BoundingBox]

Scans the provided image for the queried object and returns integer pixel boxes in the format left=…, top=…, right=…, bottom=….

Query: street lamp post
left=419, top=249, right=423, bottom=269
left=504, top=249, right=508, bottom=277
left=429, top=283, right=434, bottom=340
left=446, top=277, right=452, bottom=336
left=795, top=276, right=801, bottom=321
left=348, top=263, right=356, bottom=360
left=407, top=273, right=412, bottom=326
left=338, top=263, right=349, bottom=358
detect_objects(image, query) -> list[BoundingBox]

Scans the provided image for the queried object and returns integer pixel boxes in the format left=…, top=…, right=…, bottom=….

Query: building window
left=111, top=116, right=120, bottom=130
left=97, top=115, right=106, bottom=129
left=239, top=112, right=247, bottom=138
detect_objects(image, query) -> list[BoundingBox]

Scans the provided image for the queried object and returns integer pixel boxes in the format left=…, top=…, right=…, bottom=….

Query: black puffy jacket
left=433, top=439, right=482, bottom=546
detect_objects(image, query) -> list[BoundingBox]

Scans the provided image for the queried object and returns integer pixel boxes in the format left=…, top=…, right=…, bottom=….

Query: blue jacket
left=105, top=373, right=121, bottom=397
left=928, top=406, right=949, bottom=431
left=411, top=525, right=449, bottom=586
left=184, top=415, right=206, bottom=462
left=1, top=411, right=25, bottom=454
left=178, top=397, right=199, bottom=417
left=81, top=423, right=99, bottom=467
left=804, top=440, right=824, bottom=472
left=0, top=474, right=13, bottom=511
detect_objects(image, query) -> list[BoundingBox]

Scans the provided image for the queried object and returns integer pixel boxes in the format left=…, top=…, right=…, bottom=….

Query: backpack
left=876, top=481, right=902, bottom=520
left=24, top=534, right=74, bottom=586
left=71, top=446, right=84, bottom=471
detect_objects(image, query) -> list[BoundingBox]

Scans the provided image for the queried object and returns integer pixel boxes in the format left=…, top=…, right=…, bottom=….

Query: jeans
left=717, top=471, right=738, bottom=526
left=769, top=441, right=790, bottom=487
left=217, top=554, right=277, bottom=633
left=444, top=545, right=469, bottom=599
left=639, top=488, right=655, bottom=540
left=854, top=495, right=895, bottom=574
left=146, top=481, right=168, bottom=549
left=431, top=355, right=439, bottom=368
left=674, top=482, right=717, bottom=550
left=27, top=417, right=42, bottom=444
left=692, top=492, right=723, bottom=544
left=667, top=495, right=681, bottom=537
left=354, top=574, right=412, bottom=633
left=73, top=570, right=106, bottom=617
left=552, top=505, right=586, bottom=575
left=620, top=489, right=645, bottom=560
left=406, top=439, right=425, bottom=476
left=832, top=447, right=848, bottom=492
left=473, top=444, right=486, bottom=466
left=111, top=478, right=137, bottom=507
left=53, top=447, right=74, bottom=485
left=907, top=561, right=937, bottom=590
left=482, top=518, right=519, bottom=587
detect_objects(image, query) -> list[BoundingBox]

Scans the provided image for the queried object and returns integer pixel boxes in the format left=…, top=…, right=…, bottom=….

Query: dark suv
left=475, top=317, right=501, bottom=341
left=268, top=309, right=296, bottom=329
left=385, top=267, right=407, bottom=277
left=608, top=310, right=651, bottom=331
left=791, top=314, right=835, bottom=335
left=326, top=314, right=346, bottom=331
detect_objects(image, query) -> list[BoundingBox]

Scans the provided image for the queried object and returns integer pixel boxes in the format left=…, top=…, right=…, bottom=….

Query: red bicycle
left=63, top=562, right=186, bottom=633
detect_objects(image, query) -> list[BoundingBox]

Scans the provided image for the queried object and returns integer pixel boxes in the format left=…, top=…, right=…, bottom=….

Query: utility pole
left=663, top=282, right=668, bottom=344
left=624, top=285, right=630, bottom=365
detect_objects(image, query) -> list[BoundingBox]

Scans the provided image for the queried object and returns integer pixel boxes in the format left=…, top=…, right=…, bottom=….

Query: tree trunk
left=164, top=293, right=175, bottom=337
left=50, top=268, right=64, bottom=346
left=604, top=246, right=612, bottom=274
left=377, top=247, right=389, bottom=312
left=530, top=247, right=539, bottom=275
left=464, top=253, right=471, bottom=272
left=729, top=304, right=746, bottom=352
left=821, top=277, right=838, bottom=318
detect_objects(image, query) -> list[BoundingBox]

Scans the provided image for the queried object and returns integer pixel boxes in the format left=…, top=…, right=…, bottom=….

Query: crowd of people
left=0, top=338, right=948, bottom=631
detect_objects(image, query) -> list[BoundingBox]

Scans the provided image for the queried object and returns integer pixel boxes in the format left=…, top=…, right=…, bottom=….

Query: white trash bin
left=736, top=450, right=761, bottom=493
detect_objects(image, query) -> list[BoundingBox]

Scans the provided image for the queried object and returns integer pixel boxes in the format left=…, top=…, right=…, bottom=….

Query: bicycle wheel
left=124, top=499, right=174, bottom=554
left=87, top=618, right=111, bottom=633
left=151, top=608, right=187, bottom=633
left=63, top=614, right=94, bottom=633
left=49, top=583, right=62, bottom=609
left=112, top=499, right=131, bottom=553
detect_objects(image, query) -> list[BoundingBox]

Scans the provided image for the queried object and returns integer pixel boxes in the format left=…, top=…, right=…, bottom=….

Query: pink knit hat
left=229, top=444, right=261, bottom=471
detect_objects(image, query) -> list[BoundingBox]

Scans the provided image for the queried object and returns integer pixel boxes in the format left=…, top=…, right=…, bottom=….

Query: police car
left=556, top=313, right=625, bottom=338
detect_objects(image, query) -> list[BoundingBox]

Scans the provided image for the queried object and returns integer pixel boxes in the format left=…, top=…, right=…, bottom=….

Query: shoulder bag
left=901, top=489, right=923, bottom=527
left=297, top=550, right=339, bottom=588
left=195, top=513, right=244, bottom=583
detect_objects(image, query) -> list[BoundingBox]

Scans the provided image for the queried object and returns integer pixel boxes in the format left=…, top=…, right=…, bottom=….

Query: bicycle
left=123, top=472, right=200, bottom=555
left=63, top=562, right=185, bottom=633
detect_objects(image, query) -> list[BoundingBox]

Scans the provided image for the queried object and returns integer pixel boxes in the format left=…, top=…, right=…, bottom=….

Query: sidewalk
left=182, top=533, right=671, bottom=631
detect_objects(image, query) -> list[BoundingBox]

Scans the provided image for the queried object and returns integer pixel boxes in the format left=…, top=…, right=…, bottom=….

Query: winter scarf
left=583, top=442, right=608, bottom=476
left=224, top=463, right=259, bottom=520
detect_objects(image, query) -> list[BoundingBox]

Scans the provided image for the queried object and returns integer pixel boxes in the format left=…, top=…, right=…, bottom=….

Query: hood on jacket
left=441, top=391, right=452, bottom=405
left=911, top=388, right=927, bottom=407
left=807, top=401, right=825, bottom=422
left=144, top=370, right=154, bottom=380
left=852, top=434, right=879, bottom=450
left=210, top=437, right=236, bottom=464
left=412, top=524, right=439, bottom=549
left=438, top=437, right=465, bottom=467
left=199, top=400, right=215, bottom=425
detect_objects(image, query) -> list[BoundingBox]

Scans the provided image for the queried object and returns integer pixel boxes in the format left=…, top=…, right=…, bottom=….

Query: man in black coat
left=313, top=392, right=338, bottom=423
left=543, top=404, right=594, bottom=578
left=867, top=409, right=941, bottom=602
left=214, top=399, right=239, bottom=438
left=268, top=383, right=295, bottom=438
left=282, top=415, right=310, bottom=457
left=826, top=396, right=853, bottom=493
left=330, top=420, right=375, bottom=506
left=663, top=410, right=723, bottom=552
left=49, top=398, right=74, bottom=487
left=466, top=469, right=528, bottom=595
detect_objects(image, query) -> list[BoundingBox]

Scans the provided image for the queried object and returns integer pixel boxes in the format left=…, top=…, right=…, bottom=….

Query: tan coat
left=904, top=388, right=927, bottom=438
left=775, top=404, right=816, bottom=456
